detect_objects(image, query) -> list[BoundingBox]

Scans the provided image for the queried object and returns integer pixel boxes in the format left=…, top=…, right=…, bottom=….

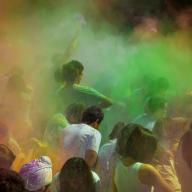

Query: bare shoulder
left=138, top=164, right=159, bottom=185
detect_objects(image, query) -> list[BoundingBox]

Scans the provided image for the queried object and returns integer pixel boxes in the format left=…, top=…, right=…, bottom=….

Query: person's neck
left=82, top=122, right=98, bottom=130
left=121, top=156, right=136, bottom=167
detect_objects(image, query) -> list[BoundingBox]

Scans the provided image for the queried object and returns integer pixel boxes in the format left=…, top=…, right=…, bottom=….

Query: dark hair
left=180, top=129, right=192, bottom=169
left=109, top=122, right=125, bottom=140
left=0, top=144, right=16, bottom=169
left=0, top=168, right=25, bottom=192
left=65, top=103, right=85, bottom=124
left=55, top=60, right=84, bottom=83
left=116, top=124, right=157, bottom=162
left=147, top=96, right=166, bottom=113
left=59, top=157, right=96, bottom=192
left=81, top=106, right=104, bottom=125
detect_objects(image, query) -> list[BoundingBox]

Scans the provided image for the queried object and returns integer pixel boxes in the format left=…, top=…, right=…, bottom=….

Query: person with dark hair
left=55, top=60, right=84, bottom=85
left=133, top=96, right=167, bottom=130
left=0, top=144, right=16, bottom=169
left=55, top=60, right=112, bottom=113
left=51, top=157, right=99, bottom=192
left=175, top=128, right=192, bottom=192
left=65, top=103, right=85, bottom=124
left=112, top=123, right=174, bottom=192
left=0, top=168, right=25, bottom=192
left=60, top=106, right=104, bottom=168
left=96, top=122, right=124, bottom=192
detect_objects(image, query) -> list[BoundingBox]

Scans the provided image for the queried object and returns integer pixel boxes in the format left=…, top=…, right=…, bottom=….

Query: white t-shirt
left=60, top=123, right=101, bottom=164
left=115, top=161, right=150, bottom=192
left=133, top=113, right=156, bottom=131
left=97, top=139, right=117, bottom=192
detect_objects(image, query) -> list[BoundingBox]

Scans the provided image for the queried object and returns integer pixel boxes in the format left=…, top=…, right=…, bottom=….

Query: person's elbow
left=85, top=149, right=98, bottom=168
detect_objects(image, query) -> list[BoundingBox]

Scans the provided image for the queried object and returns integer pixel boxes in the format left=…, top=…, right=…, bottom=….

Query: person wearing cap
left=19, top=156, right=52, bottom=192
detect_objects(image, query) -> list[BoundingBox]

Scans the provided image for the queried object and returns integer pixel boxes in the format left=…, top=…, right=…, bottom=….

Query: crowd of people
left=0, top=59, right=192, bottom=192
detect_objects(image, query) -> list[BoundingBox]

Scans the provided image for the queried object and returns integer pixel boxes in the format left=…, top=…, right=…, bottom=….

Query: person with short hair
left=0, top=168, right=25, bottom=192
left=112, top=123, right=174, bottom=192
left=19, top=156, right=52, bottom=192
left=55, top=60, right=112, bottom=113
left=65, top=103, right=85, bottom=124
left=60, top=106, right=104, bottom=168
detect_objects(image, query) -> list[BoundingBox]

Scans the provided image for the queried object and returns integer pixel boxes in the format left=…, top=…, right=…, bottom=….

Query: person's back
left=175, top=144, right=192, bottom=192
left=97, top=139, right=117, bottom=192
left=112, top=124, right=174, bottom=192
left=115, top=161, right=149, bottom=192
left=175, top=129, right=192, bottom=192
left=55, top=60, right=112, bottom=112
left=60, top=106, right=104, bottom=168
left=61, top=123, right=101, bottom=164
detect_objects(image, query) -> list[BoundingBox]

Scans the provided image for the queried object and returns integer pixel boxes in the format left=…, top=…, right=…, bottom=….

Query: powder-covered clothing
left=114, top=161, right=151, bottom=192
left=60, top=123, right=101, bottom=165
left=57, top=84, right=110, bottom=112
left=154, top=148, right=181, bottom=192
left=96, top=139, right=118, bottom=192
left=175, top=144, right=192, bottom=192
left=19, top=156, right=52, bottom=191
left=133, top=113, right=156, bottom=131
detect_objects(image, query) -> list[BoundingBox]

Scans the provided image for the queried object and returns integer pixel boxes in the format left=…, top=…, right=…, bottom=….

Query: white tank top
left=115, top=161, right=151, bottom=192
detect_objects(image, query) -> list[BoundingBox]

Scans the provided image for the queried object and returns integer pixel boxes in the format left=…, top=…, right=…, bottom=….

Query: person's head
left=0, top=168, right=25, bottom=192
left=109, top=122, right=125, bottom=140
left=59, top=157, right=95, bottom=192
left=116, top=123, right=157, bottom=163
left=65, top=103, right=85, bottom=124
left=55, top=60, right=84, bottom=85
left=145, top=96, right=167, bottom=119
left=0, top=144, right=16, bottom=169
left=19, top=156, right=52, bottom=192
left=180, top=128, right=192, bottom=170
left=81, top=106, right=104, bottom=129
left=149, top=77, right=169, bottom=97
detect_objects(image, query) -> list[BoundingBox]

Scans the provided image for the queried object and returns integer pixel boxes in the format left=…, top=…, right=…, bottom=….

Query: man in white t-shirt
left=60, top=106, right=104, bottom=168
